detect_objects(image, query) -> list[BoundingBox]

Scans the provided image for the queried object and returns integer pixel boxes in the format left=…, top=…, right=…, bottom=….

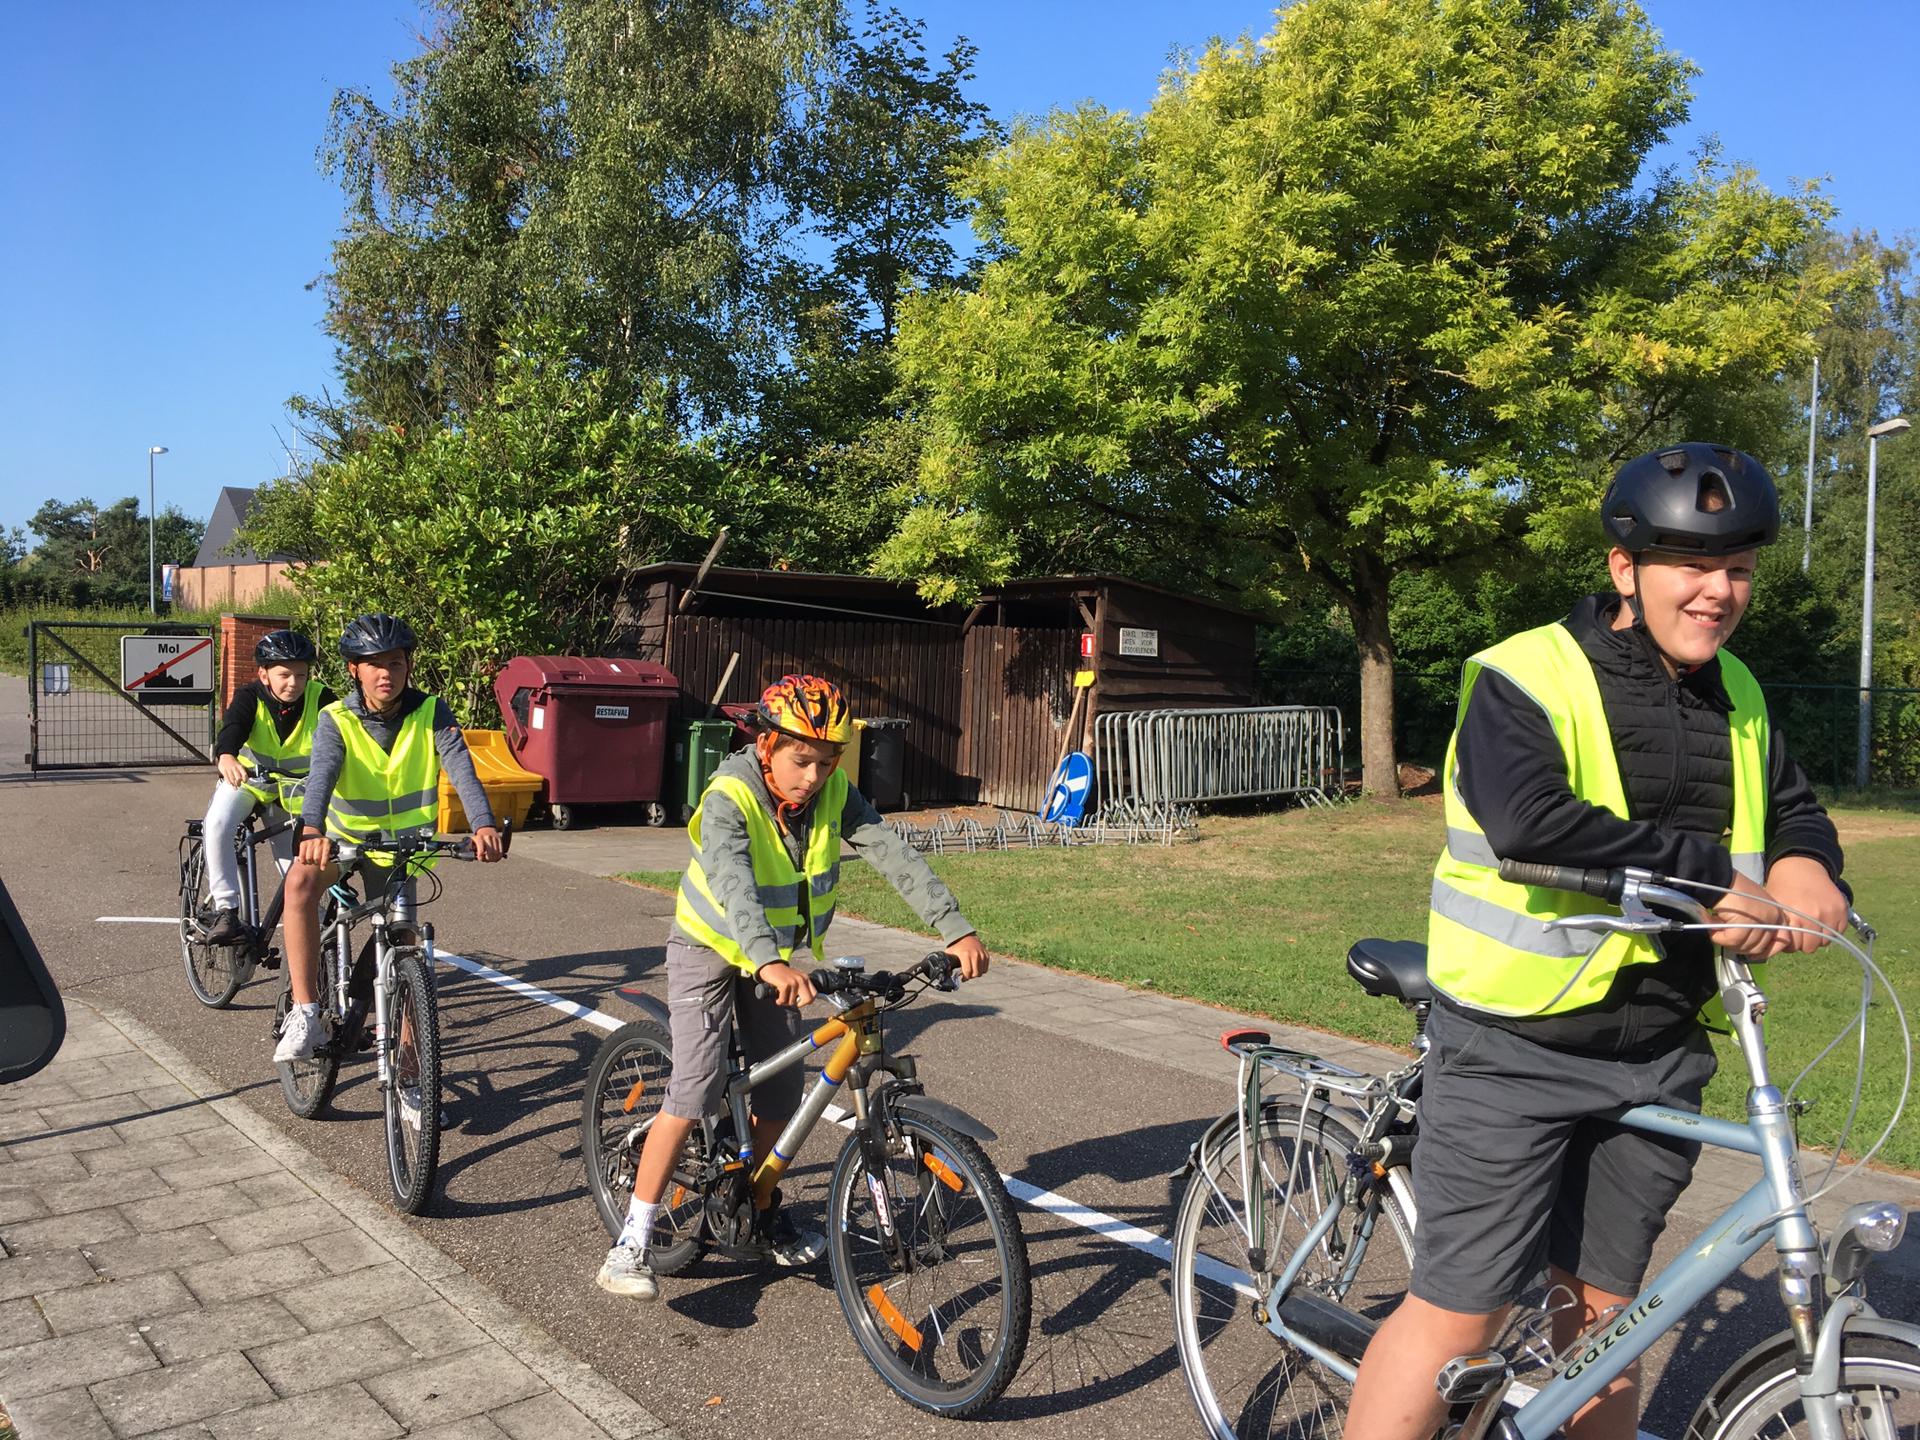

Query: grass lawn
left=623, top=799, right=1920, bottom=1169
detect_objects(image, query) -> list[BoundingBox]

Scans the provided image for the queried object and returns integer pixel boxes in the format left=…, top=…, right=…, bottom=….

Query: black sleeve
left=214, top=684, right=260, bottom=758
left=1763, top=729, right=1848, bottom=892
left=1454, top=668, right=1735, bottom=891
left=315, top=686, right=338, bottom=708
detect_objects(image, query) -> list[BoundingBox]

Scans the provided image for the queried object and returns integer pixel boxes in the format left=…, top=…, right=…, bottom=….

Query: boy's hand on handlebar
left=1708, top=872, right=1789, bottom=958
left=945, top=933, right=989, bottom=980
left=216, top=755, right=248, bottom=788
left=297, top=833, right=333, bottom=868
left=1762, top=856, right=1848, bottom=953
left=757, top=961, right=816, bottom=1008
left=472, top=826, right=504, bottom=863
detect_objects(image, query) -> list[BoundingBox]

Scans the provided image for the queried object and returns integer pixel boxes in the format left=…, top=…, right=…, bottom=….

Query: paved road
left=2, top=669, right=1915, bottom=1440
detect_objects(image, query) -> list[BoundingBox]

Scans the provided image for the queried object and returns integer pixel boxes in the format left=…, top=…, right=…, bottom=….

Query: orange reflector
left=671, top=1185, right=686, bottom=1208
left=923, top=1151, right=964, bottom=1192
left=621, top=1078, right=646, bottom=1113
left=867, top=1284, right=923, bottom=1351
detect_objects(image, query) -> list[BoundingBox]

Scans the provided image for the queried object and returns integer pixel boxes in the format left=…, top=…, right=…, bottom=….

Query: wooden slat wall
left=663, top=615, right=963, bottom=804
left=960, top=625, right=1077, bottom=810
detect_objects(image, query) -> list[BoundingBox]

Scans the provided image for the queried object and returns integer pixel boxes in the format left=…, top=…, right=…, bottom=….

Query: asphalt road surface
left=3, top=671, right=1914, bottom=1440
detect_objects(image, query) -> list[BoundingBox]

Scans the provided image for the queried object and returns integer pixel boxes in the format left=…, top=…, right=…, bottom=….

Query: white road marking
left=103, top=913, right=1665, bottom=1435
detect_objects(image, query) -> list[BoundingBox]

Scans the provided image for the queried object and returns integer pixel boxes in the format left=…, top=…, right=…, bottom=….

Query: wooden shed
left=611, top=565, right=1257, bottom=811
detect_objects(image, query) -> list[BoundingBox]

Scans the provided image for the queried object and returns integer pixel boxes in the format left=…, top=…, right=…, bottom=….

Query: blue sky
left=2, top=1, right=1914, bottom=540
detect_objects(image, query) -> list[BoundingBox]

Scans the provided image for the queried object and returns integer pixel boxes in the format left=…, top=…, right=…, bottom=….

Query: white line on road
left=92, top=913, right=1663, bottom=1439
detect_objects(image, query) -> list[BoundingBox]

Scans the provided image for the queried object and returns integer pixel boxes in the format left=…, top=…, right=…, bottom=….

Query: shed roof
left=192, top=486, right=301, bottom=567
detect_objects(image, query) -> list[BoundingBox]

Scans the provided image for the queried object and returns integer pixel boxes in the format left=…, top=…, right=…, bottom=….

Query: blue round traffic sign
left=1040, top=751, right=1093, bottom=826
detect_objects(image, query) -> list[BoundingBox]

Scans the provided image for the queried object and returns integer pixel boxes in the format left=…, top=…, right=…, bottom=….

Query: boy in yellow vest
left=596, top=674, right=988, bottom=1300
left=277, top=613, right=504, bottom=1064
left=1348, top=447, right=1849, bottom=1440
left=199, top=629, right=335, bottom=944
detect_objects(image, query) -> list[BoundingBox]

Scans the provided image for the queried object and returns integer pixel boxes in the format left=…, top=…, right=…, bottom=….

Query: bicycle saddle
left=1345, top=939, right=1433, bottom=1003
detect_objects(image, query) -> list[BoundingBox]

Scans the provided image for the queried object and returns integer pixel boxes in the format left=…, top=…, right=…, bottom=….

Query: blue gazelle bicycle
left=1171, top=862, right=1915, bottom=1440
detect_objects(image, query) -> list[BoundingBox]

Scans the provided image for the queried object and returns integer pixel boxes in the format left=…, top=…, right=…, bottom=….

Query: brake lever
left=1544, top=912, right=1682, bottom=935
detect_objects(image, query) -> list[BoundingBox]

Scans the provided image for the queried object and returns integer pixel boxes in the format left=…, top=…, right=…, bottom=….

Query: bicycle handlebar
left=1496, top=859, right=1624, bottom=902
left=335, top=818, right=512, bottom=868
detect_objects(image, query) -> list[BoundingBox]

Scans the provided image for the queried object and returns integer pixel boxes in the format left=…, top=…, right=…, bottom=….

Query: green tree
left=306, top=0, right=840, bottom=448
left=26, top=498, right=204, bottom=602
left=881, top=0, right=1848, bottom=794
left=245, top=329, right=738, bottom=721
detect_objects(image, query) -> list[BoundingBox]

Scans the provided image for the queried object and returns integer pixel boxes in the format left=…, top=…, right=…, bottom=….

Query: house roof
left=192, top=487, right=299, bottom=567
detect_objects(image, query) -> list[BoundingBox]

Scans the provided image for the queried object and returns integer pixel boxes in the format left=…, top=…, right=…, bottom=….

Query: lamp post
left=1857, top=416, right=1910, bottom=787
left=147, top=445, right=169, bottom=613
left=1802, top=355, right=1819, bottom=573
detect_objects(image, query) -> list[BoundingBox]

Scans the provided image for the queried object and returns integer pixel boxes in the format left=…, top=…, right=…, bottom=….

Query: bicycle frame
left=1248, top=943, right=1913, bottom=1440
left=323, top=862, right=432, bottom=1091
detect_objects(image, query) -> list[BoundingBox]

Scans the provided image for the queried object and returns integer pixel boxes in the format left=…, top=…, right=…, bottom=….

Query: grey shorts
left=1409, top=1003, right=1716, bottom=1313
left=659, top=938, right=806, bottom=1123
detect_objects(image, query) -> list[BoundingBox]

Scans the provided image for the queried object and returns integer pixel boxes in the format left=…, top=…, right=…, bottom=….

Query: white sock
left=295, top=1002, right=320, bottom=1020
left=619, top=1198, right=659, bottom=1252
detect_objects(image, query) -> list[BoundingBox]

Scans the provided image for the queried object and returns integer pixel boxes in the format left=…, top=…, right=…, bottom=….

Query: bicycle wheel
left=1687, top=1333, right=1920, bottom=1440
left=827, top=1108, right=1031, bottom=1418
left=579, top=1020, right=710, bottom=1275
left=180, top=839, right=247, bottom=1008
left=384, top=947, right=442, bottom=1215
left=1172, top=1099, right=1414, bottom=1440
left=275, top=980, right=341, bottom=1118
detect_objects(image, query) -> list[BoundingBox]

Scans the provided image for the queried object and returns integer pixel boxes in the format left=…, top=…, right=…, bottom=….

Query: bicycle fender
left=1173, top=1110, right=1242, bottom=1181
left=615, top=984, right=671, bottom=1028
left=893, top=1094, right=998, bottom=1145
left=1688, top=1309, right=1920, bottom=1431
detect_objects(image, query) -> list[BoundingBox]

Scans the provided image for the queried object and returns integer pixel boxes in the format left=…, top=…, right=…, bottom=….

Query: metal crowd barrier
left=1089, top=706, right=1346, bottom=817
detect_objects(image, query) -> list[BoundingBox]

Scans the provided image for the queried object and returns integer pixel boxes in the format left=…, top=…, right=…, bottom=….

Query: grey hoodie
left=673, top=748, right=972, bottom=973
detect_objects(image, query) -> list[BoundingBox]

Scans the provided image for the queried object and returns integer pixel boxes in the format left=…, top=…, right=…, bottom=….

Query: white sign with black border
left=120, top=634, right=216, bottom=696
left=1118, top=627, right=1160, bottom=659
left=595, top=704, right=630, bottom=720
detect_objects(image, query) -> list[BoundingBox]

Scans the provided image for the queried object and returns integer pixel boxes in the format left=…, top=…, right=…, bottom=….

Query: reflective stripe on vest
left=322, top=700, right=442, bottom=867
left=239, top=685, right=325, bottom=806
left=1428, top=622, right=1770, bottom=1018
left=674, top=770, right=847, bottom=976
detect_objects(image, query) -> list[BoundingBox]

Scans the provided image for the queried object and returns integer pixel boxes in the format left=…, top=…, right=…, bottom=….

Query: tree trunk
left=1347, top=555, right=1400, bottom=797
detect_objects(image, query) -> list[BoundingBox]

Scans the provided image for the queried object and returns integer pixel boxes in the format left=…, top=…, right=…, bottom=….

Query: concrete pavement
left=0, top=1000, right=671, bottom=1440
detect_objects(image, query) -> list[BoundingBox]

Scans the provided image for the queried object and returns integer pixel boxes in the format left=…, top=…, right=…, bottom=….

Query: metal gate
left=26, top=620, right=217, bottom=771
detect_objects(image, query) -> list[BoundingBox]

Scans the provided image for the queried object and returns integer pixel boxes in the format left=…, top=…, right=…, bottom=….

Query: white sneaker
left=274, top=1004, right=323, bottom=1064
left=596, top=1241, right=658, bottom=1300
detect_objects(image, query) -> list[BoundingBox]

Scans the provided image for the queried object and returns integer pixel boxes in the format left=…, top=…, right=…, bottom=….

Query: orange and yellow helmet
left=755, top=674, right=853, bottom=746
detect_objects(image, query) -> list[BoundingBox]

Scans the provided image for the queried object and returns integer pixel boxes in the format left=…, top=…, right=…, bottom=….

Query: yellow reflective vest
left=322, top=700, right=441, bottom=868
left=1428, top=622, right=1770, bottom=1018
left=238, top=685, right=325, bottom=808
left=675, top=769, right=846, bottom=977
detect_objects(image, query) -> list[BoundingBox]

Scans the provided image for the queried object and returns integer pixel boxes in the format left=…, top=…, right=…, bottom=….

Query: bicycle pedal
left=1436, top=1352, right=1511, bottom=1403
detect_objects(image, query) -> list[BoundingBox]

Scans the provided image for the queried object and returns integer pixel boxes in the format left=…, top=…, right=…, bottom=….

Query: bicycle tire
left=1686, top=1332, right=1920, bottom=1440
left=180, top=838, right=247, bottom=1009
left=275, top=980, right=341, bottom=1118
left=827, top=1107, right=1031, bottom=1418
left=579, top=1019, right=710, bottom=1276
left=1172, top=1098, right=1414, bottom=1440
left=384, top=947, right=442, bottom=1215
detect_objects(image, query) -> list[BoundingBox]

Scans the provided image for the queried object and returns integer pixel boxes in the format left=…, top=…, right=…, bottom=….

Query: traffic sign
left=121, top=633, right=215, bottom=697
left=1040, top=750, right=1093, bottom=826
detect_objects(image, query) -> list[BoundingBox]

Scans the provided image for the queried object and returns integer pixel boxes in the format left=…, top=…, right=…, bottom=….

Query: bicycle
left=580, top=951, right=1032, bottom=1418
left=274, top=827, right=500, bottom=1214
left=1170, top=861, right=1916, bottom=1440
left=179, top=806, right=297, bottom=1008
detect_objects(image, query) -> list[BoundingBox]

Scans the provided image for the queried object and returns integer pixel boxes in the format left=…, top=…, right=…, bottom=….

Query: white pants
left=200, top=781, right=292, bottom=910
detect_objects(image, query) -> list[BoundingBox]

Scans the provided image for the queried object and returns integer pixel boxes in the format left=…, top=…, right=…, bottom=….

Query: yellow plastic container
left=439, top=729, right=545, bottom=834
left=844, top=719, right=867, bottom=791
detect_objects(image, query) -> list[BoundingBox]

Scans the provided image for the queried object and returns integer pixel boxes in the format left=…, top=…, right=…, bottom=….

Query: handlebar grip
left=753, top=980, right=777, bottom=1002
left=499, top=818, right=512, bottom=856
left=810, top=968, right=844, bottom=995
left=1497, top=859, right=1624, bottom=902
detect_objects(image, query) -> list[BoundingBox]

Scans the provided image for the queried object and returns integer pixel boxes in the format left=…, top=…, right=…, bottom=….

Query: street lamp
left=1857, top=416, right=1909, bottom=787
left=1802, top=355, right=1819, bottom=573
left=147, top=445, right=169, bottom=614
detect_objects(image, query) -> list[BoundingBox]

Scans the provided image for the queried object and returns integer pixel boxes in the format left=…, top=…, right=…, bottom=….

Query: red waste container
left=494, top=657, right=678, bottom=829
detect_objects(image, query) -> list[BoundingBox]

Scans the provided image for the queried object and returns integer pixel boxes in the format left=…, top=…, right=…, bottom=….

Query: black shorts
left=1409, top=1002, right=1716, bottom=1313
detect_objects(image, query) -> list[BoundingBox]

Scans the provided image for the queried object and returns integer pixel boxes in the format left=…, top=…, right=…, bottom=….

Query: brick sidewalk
left=0, top=1000, right=674, bottom=1440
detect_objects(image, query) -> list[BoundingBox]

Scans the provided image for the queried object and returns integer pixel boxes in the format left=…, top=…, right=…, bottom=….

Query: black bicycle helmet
left=338, top=613, right=416, bottom=660
left=1601, top=444, right=1780, bottom=555
left=254, top=629, right=318, bottom=665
